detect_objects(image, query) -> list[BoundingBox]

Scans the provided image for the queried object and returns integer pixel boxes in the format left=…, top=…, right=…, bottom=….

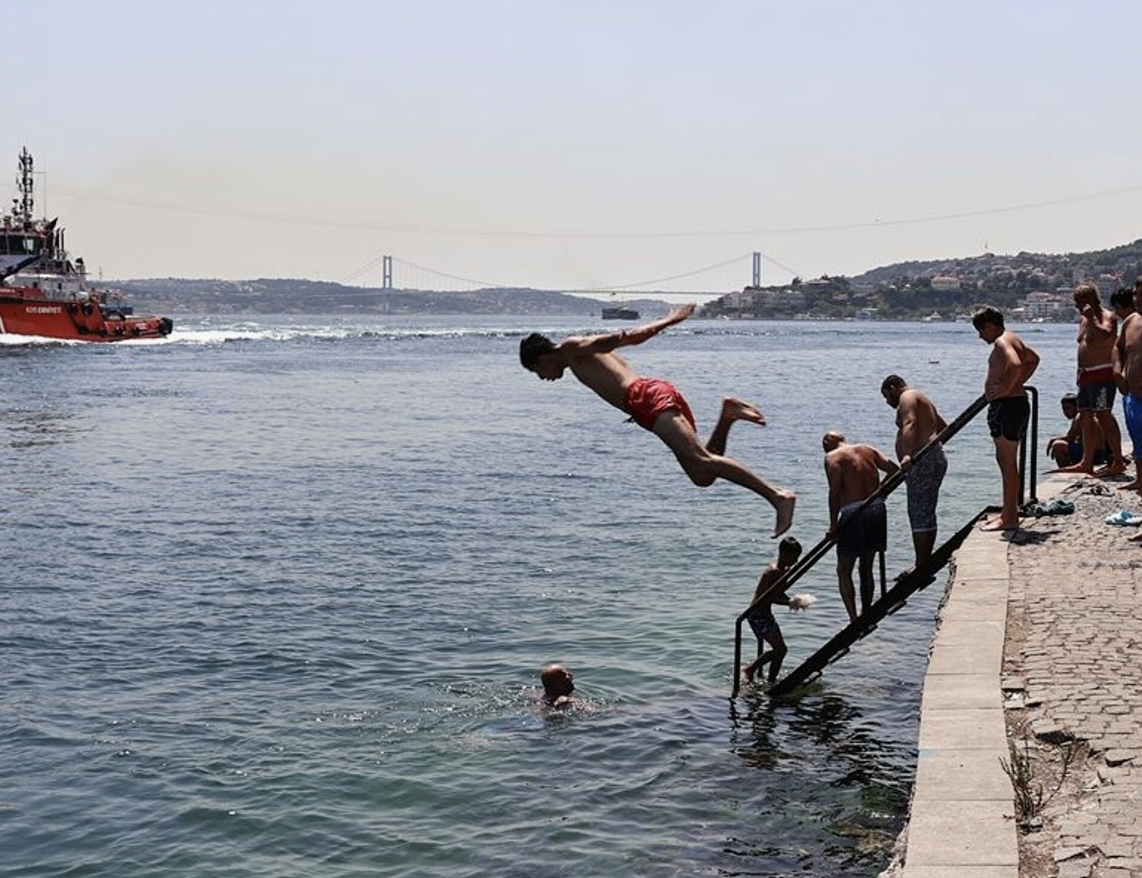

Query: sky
left=5, top=0, right=1141, bottom=294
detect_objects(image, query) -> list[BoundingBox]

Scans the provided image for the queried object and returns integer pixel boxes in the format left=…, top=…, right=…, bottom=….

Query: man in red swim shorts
left=1057, top=282, right=1126, bottom=477
left=519, top=303, right=796, bottom=537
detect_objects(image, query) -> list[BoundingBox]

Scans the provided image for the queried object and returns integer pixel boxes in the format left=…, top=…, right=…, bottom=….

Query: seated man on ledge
left=1047, top=392, right=1111, bottom=469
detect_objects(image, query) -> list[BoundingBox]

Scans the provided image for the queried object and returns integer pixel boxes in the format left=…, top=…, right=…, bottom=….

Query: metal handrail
left=1021, top=385, right=1040, bottom=505
left=731, top=387, right=1038, bottom=697
left=766, top=506, right=986, bottom=697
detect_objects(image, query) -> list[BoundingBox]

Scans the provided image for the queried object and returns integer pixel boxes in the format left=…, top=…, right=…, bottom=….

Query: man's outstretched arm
left=873, top=447, right=901, bottom=479
left=619, top=303, right=695, bottom=348
left=559, top=304, right=695, bottom=355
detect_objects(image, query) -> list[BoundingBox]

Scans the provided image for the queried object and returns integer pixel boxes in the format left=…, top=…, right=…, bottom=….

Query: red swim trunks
left=623, top=377, right=696, bottom=431
left=1078, top=365, right=1114, bottom=387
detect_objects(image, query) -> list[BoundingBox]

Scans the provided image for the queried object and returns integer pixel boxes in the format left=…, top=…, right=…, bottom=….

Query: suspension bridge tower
left=382, top=255, right=393, bottom=291
left=751, top=251, right=762, bottom=288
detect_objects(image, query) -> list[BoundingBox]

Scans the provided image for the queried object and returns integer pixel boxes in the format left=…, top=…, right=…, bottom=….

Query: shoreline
left=881, top=472, right=1142, bottom=877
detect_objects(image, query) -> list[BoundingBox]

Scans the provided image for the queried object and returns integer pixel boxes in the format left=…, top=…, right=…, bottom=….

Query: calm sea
left=0, top=315, right=1079, bottom=877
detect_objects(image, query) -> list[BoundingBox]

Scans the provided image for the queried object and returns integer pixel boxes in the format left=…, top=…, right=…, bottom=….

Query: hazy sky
left=6, top=1, right=1140, bottom=292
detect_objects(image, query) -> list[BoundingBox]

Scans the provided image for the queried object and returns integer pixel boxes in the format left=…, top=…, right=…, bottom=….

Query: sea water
left=0, top=317, right=1080, bottom=877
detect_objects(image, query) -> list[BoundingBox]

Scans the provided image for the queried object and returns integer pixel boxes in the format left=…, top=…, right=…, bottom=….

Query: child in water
left=741, top=537, right=812, bottom=686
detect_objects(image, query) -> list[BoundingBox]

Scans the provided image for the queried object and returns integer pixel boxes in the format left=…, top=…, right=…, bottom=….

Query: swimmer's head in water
left=540, top=663, right=574, bottom=701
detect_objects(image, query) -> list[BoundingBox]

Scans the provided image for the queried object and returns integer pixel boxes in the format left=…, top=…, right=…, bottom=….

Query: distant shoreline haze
left=108, top=238, right=1142, bottom=319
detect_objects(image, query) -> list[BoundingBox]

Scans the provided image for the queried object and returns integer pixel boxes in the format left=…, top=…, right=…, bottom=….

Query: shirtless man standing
left=519, top=304, right=796, bottom=537
left=881, top=375, right=948, bottom=571
left=823, top=431, right=899, bottom=622
left=973, top=307, right=1040, bottom=531
left=1111, top=286, right=1136, bottom=322
left=1114, top=279, right=1142, bottom=498
left=1059, top=283, right=1125, bottom=476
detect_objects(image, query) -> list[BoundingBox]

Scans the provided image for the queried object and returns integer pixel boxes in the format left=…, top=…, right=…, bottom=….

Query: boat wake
left=167, top=323, right=529, bottom=344
left=4, top=321, right=536, bottom=346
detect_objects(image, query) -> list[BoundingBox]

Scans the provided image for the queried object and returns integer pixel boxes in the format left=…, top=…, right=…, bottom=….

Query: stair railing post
left=1026, top=385, right=1039, bottom=504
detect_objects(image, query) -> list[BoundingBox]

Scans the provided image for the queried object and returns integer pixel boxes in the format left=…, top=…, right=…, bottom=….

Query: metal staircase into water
left=731, top=387, right=1040, bottom=698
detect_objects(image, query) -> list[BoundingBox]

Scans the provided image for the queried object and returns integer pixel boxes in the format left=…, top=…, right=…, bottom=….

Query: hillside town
left=700, top=238, right=1142, bottom=321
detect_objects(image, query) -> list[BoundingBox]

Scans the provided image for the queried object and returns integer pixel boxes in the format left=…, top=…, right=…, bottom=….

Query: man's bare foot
left=981, top=517, right=1019, bottom=532
left=1094, top=462, right=1128, bottom=478
left=772, top=492, right=796, bottom=538
left=723, top=397, right=766, bottom=426
left=1054, top=463, right=1094, bottom=474
left=1123, top=480, right=1142, bottom=492
left=741, top=664, right=756, bottom=682
left=1130, top=531, right=1142, bottom=543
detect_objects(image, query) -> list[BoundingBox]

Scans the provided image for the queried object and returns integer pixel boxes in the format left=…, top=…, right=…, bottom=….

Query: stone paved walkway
left=882, top=474, right=1142, bottom=878
left=1004, top=476, right=1142, bottom=878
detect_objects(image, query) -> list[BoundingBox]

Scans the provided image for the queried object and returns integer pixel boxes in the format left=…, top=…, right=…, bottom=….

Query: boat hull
left=0, top=289, right=172, bottom=341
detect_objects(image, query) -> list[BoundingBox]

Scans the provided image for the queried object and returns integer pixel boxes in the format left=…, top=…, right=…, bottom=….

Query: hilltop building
left=1022, top=290, right=1072, bottom=321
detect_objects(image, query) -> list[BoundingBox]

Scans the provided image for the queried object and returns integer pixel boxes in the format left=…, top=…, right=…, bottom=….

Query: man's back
left=1077, top=304, right=1117, bottom=368
left=986, top=330, right=1037, bottom=399
left=826, top=444, right=884, bottom=506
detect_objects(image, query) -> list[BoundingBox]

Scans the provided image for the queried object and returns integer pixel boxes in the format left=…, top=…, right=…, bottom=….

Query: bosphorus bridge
left=337, top=251, right=801, bottom=298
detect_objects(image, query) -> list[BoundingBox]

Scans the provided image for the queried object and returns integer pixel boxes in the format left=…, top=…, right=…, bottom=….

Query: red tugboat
left=0, top=148, right=172, bottom=341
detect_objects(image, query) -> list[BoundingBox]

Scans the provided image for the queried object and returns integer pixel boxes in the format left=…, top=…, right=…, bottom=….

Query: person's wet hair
left=881, top=374, right=906, bottom=394
left=1075, top=281, right=1100, bottom=303
left=1111, top=288, right=1134, bottom=310
left=971, top=306, right=1004, bottom=331
left=778, top=535, right=802, bottom=561
left=540, top=663, right=574, bottom=701
left=520, top=333, right=556, bottom=369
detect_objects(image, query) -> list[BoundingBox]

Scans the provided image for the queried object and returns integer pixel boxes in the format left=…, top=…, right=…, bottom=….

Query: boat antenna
left=16, top=147, right=34, bottom=226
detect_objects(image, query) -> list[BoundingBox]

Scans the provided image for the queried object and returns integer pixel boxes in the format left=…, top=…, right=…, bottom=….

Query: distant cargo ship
left=602, top=306, right=639, bottom=320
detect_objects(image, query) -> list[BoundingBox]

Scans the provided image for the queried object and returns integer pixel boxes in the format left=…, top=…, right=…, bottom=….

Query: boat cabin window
left=0, top=234, right=43, bottom=256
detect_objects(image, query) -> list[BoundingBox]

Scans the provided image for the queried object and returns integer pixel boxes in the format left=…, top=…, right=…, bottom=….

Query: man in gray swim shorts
left=882, top=375, right=948, bottom=572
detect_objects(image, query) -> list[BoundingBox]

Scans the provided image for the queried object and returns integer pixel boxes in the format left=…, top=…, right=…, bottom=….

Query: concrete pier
left=886, top=473, right=1142, bottom=878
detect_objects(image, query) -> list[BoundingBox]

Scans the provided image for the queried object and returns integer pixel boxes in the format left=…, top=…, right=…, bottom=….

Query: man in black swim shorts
left=987, top=394, right=1031, bottom=443
left=973, top=307, right=1040, bottom=531
left=823, top=431, right=899, bottom=622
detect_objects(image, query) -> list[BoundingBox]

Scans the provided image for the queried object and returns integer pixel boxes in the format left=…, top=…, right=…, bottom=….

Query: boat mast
left=15, top=147, right=34, bottom=226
